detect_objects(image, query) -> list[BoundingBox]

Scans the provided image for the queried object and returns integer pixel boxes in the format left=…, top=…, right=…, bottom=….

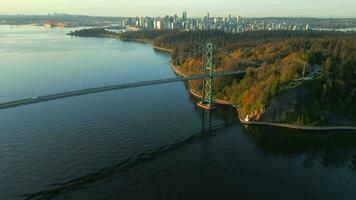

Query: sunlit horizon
left=1, top=0, right=356, bottom=18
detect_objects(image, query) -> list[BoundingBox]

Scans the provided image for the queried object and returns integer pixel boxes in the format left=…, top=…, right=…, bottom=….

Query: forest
left=71, top=29, right=356, bottom=125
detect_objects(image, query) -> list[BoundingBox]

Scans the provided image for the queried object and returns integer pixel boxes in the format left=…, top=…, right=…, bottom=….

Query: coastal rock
left=261, top=86, right=356, bottom=126
left=262, top=87, right=308, bottom=123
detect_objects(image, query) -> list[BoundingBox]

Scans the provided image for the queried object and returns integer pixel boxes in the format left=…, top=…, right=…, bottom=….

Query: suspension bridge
left=0, top=43, right=245, bottom=110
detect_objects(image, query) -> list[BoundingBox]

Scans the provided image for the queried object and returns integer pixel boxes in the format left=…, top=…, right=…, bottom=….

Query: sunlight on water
left=1, top=25, right=356, bottom=200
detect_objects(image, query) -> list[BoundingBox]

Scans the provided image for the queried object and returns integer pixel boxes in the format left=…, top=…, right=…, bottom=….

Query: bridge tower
left=197, top=43, right=215, bottom=110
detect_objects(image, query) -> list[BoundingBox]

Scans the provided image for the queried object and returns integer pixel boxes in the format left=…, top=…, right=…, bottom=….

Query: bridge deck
left=0, top=71, right=245, bottom=110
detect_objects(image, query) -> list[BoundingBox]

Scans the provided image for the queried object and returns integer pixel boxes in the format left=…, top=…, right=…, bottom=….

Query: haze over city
left=1, top=0, right=356, bottom=17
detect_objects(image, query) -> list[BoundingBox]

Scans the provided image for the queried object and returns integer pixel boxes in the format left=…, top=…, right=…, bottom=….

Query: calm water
left=1, top=25, right=356, bottom=200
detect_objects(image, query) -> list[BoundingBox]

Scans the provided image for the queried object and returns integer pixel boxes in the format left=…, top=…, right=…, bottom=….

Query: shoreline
left=16, top=31, right=356, bottom=131
left=169, top=56, right=356, bottom=131
left=104, top=35, right=173, bottom=53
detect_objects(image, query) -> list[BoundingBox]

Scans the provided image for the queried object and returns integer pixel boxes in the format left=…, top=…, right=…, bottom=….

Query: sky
left=0, top=0, right=355, bottom=18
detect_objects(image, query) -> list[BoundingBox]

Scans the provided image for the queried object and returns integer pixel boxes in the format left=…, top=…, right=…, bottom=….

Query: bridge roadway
left=0, top=71, right=245, bottom=110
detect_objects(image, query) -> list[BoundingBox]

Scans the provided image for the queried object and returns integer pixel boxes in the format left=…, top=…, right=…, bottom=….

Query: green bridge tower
left=197, top=43, right=215, bottom=110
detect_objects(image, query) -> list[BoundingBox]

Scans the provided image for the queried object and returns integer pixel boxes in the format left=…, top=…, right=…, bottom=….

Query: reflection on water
left=243, top=126, right=356, bottom=170
left=0, top=25, right=173, bottom=103
left=1, top=25, right=356, bottom=200
left=22, top=109, right=233, bottom=200
left=18, top=105, right=356, bottom=200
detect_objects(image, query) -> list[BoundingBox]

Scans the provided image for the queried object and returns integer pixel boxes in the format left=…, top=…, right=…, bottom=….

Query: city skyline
left=1, top=0, right=356, bottom=18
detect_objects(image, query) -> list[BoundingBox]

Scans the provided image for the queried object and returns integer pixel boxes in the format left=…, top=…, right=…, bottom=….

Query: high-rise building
left=182, top=11, right=187, bottom=21
left=237, top=16, right=241, bottom=24
left=154, top=19, right=163, bottom=30
left=145, top=18, right=154, bottom=29
left=115, top=12, right=316, bottom=33
left=205, top=12, right=210, bottom=24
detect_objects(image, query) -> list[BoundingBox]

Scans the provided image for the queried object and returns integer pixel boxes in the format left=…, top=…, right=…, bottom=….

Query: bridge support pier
left=197, top=43, right=216, bottom=110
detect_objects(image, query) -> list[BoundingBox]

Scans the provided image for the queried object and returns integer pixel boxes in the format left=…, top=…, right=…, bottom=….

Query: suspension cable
left=167, top=44, right=206, bottom=64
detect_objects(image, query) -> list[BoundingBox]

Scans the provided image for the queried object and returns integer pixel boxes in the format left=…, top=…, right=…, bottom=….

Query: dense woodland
left=68, top=28, right=108, bottom=37
left=72, top=29, right=356, bottom=125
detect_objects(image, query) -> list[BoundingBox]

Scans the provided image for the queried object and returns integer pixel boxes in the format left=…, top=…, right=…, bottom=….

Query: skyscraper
left=206, top=12, right=210, bottom=24
left=182, top=11, right=187, bottom=21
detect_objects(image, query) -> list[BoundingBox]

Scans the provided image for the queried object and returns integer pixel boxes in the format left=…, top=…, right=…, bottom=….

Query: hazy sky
left=1, top=0, right=355, bottom=17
